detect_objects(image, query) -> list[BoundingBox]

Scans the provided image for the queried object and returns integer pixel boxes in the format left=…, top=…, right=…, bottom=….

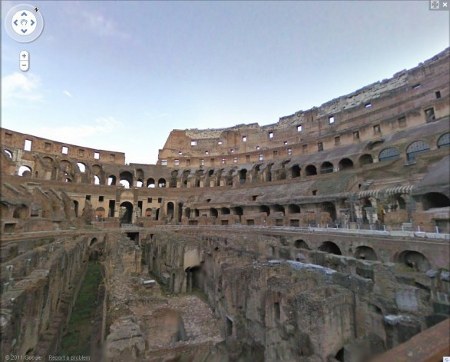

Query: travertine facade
left=1, top=48, right=449, bottom=361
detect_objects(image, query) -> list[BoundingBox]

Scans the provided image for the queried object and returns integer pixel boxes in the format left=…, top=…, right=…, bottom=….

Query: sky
left=1, top=1, right=449, bottom=164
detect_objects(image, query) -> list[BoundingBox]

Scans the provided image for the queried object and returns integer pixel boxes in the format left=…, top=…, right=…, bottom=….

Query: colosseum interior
left=1, top=48, right=450, bottom=362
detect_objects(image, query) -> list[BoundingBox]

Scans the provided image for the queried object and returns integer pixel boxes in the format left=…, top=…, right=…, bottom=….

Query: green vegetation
left=59, top=261, right=102, bottom=356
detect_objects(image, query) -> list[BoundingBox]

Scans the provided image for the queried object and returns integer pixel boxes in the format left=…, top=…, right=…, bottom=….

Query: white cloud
left=1, top=72, right=43, bottom=106
left=80, top=11, right=130, bottom=39
left=63, top=90, right=73, bottom=98
left=32, top=117, right=123, bottom=144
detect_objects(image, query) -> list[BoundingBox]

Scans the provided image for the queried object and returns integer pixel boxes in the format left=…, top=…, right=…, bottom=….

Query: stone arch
left=91, top=164, right=102, bottom=176
left=93, top=175, right=100, bottom=185
left=221, top=207, right=230, bottom=215
left=259, top=205, right=270, bottom=215
left=359, top=154, right=373, bottom=167
left=239, top=169, right=247, bottom=184
left=290, top=164, right=301, bottom=178
left=232, top=206, right=243, bottom=216
left=272, top=204, right=285, bottom=215
left=77, top=162, right=86, bottom=173
left=147, top=178, right=156, bottom=188
left=108, top=175, right=117, bottom=185
left=397, top=250, right=430, bottom=272
left=184, top=207, right=191, bottom=218
left=73, top=200, right=79, bottom=217
left=294, top=239, right=310, bottom=249
left=354, top=246, right=377, bottom=260
left=119, top=202, right=133, bottom=224
left=170, top=170, right=178, bottom=188
left=95, top=207, right=105, bottom=219
left=90, top=237, right=98, bottom=246
left=320, top=161, right=334, bottom=174
left=338, top=158, right=353, bottom=170
left=322, top=202, right=337, bottom=221
left=379, top=147, right=400, bottom=162
left=18, top=165, right=32, bottom=177
left=422, top=192, right=450, bottom=210
left=318, top=241, right=342, bottom=255
left=287, top=204, right=300, bottom=214
left=60, top=159, right=73, bottom=172
left=167, top=202, right=175, bottom=220
left=210, top=208, right=218, bottom=218
left=305, top=164, right=317, bottom=176
left=406, top=140, right=430, bottom=162
left=13, top=205, right=28, bottom=219
left=437, top=132, right=450, bottom=148
left=158, top=178, right=167, bottom=188
left=120, top=171, right=133, bottom=188
left=4, top=149, right=13, bottom=159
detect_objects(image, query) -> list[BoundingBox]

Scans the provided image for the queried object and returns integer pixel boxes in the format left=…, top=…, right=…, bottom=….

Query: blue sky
left=2, top=1, right=449, bottom=164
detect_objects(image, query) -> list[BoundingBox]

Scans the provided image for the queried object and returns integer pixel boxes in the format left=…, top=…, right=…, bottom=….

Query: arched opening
left=73, top=200, right=79, bottom=217
left=437, top=132, right=450, bottom=148
left=354, top=246, right=377, bottom=260
left=288, top=204, right=300, bottom=214
left=338, top=158, right=353, bottom=170
left=90, top=238, right=98, bottom=246
left=208, top=169, right=214, bottom=177
left=185, top=265, right=203, bottom=292
left=397, top=250, right=430, bottom=272
left=232, top=206, right=243, bottom=216
left=210, top=208, right=218, bottom=218
left=18, top=165, right=32, bottom=177
left=318, top=241, right=342, bottom=255
left=221, top=207, right=230, bottom=215
left=335, top=348, right=345, bottom=362
left=178, top=203, right=183, bottom=222
left=320, top=161, right=334, bottom=174
left=359, top=154, right=374, bottom=167
left=239, top=169, right=247, bottom=184
left=226, top=170, right=234, bottom=186
left=155, top=208, right=160, bottom=220
left=158, top=178, right=167, bottom=188
left=95, top=207, right=105, bottom=220
left=91, top=164, right=102, bottom=176
left=259, top=205, right=270, bottom=215
left=167, top=202, right=174, bottom=220
left=136, top=179, right=143, bottom=187
left=322, top=202, right=337, bottom=221
left=119, top=202, right=133, bottom=224
left=294, top=240, right=310, bottom=249
left=77, top=162, right=86, bottom=173
left=266, top=163, right=273, bottom=182
left=184, top=207, right=191, bottom=218
left=147, top=178, right=156, bottom=188
left=13, top=205, right=28, bottom=219
left=406, top=140, right=430, bottom=162
left=108, top=175, right=117, bottom=185
left=273, top=204, right=285, bottom=215
left=379, top=147, right=400, bottom=162
left=181, top=170, right=190, bottom=188
left=119, top=171, right=133, bottom=189
left=94, top=175, right=100, bottom=185
left=422, top=192, right=450, bottom=210
left=170, top=170, right=178, bottom=188
left=291, top=165, right=301, bottom=178
left=305, top=165, right=317, bottom=176
left=4, top=149, right=13, bottom=159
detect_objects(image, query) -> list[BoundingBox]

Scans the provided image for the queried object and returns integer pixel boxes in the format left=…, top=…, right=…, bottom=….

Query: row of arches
left=6, top=133, right=449, bottom=189
left=292, top=239, right=431, bottom=271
